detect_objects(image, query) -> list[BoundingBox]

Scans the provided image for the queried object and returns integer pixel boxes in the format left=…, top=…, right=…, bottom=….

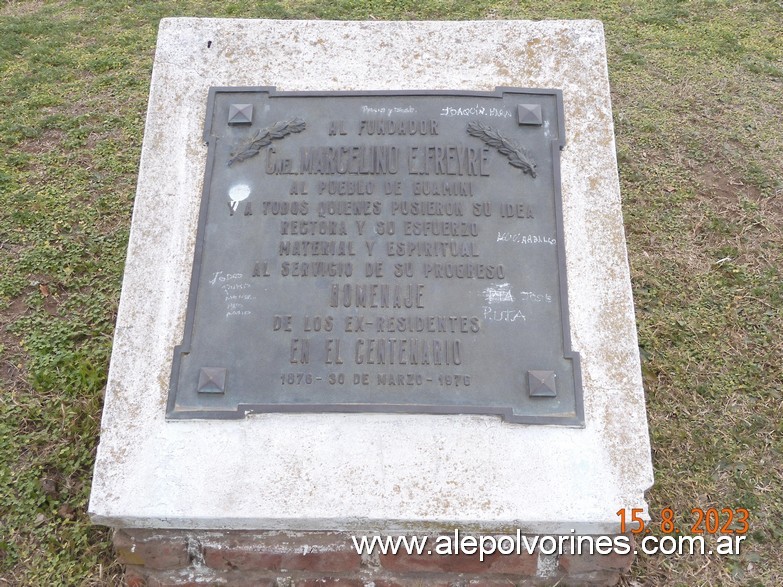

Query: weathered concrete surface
left=89, top=19, right=653, bottom=533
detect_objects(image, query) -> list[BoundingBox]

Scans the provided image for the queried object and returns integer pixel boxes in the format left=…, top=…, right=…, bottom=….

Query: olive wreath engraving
left=466, top=121, right=537, bottom=178
left=227, top=118, right=306, bottom=167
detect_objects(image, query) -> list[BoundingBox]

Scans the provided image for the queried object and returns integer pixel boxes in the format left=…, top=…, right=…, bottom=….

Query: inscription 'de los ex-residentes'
left=168, top=88, right=583, bottom=425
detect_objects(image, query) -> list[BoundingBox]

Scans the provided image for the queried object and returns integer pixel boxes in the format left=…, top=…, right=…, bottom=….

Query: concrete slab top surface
left=89, top=18, right=653, bottom=533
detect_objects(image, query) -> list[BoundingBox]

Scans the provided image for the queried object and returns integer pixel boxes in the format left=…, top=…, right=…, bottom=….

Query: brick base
left=115, top=530, right=633, bottom=587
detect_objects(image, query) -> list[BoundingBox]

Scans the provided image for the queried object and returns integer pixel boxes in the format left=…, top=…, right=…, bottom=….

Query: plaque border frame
left=167, top=86, right=584, bottom=426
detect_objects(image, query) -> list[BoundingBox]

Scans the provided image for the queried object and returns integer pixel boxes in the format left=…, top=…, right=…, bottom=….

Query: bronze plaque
left=167, top=87, right=583, bottom=425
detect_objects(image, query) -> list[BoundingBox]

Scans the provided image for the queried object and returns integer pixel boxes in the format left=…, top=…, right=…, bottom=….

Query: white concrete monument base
left=90, top=15, right=652, bottom=553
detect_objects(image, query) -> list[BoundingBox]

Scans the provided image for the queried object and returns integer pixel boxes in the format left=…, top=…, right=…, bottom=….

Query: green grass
left=0, top=1, right=781, bottom=585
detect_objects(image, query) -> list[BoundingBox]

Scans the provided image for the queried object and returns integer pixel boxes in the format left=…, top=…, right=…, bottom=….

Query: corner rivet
left=197, top=367, right=227, bottom=394
left=228, top=104, right=253, bottom=125
left=528, top=370, right=557, bottom=397
left=518, top=103, right=543, bottom=126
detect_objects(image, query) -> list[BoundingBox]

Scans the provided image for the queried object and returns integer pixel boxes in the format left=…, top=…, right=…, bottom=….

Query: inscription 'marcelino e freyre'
left=168, top=87, right=583, bottom=425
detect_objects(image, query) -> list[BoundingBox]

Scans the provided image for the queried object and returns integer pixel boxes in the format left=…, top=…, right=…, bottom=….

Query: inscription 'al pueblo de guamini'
left=168, top=87, right=583, bottom=426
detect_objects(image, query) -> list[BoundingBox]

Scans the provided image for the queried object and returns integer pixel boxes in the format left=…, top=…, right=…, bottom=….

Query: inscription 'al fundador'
left=168, top=87, right=584, bottom=425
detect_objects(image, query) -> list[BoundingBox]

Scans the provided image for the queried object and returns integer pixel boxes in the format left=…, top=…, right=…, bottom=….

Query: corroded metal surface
left=168, top=87, right=583, bottom=424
